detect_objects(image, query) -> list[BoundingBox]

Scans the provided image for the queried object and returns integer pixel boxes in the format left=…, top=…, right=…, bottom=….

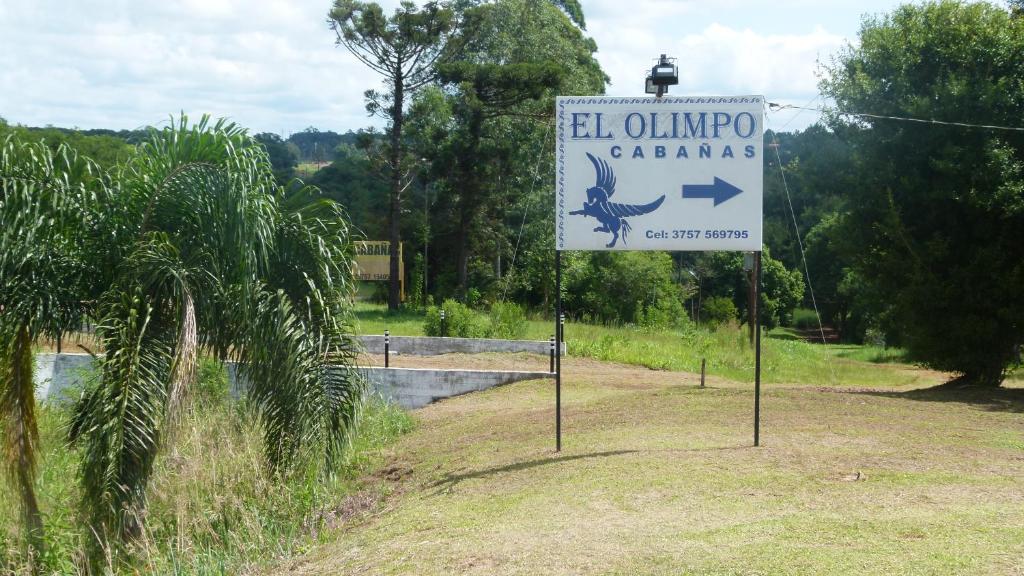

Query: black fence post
left=440, top=309, right=446, bottom=338
left=550, top=335, right=555, bottom=373
left=384, top=329, right=390, bottom=368
left=700, top=358, right=706, bottom=388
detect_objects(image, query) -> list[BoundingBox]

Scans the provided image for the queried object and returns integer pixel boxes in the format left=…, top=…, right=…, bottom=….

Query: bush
left=424, top=299, right=488, bottom=338
left=636, top=296, right=690, bottom=329
left=565, top=252, right=687, bottom=327
left=488, top=301, right=527, bottom=340
left=465, top=287, right=482, bottom=309
left=422, top=300, right=528, bottom=340
left=863, top=327, right=887, bottom=348
left=792, top=308, right=819, bottom=330
left=194, top=356, right=229, bottom=407
left=701, top=296, right=738, bottom=327
left=369, top=282, right=388, bottom=304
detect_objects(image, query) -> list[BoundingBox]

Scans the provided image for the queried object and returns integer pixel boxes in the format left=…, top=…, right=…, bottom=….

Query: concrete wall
left=34, top=353, right=95, bottom=402
left=358, top=335, right=566, bottom=356
left=226, top=363, right=552, bottom=410
left=36, top=353, right=554, bottom=410
left=359, top=367, right=551, bottom=409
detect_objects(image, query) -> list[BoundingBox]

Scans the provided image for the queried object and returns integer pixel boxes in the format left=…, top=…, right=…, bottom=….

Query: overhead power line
left=768, top=102, right=1024, bottom=133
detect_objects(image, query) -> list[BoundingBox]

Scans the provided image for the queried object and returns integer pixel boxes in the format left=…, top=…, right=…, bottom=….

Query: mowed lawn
left=275, top=356, right=1024, bottom=575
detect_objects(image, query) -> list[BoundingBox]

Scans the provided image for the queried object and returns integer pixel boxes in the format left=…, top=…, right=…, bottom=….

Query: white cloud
left=0, top=0, right=383, bottom=134
left=0, top=0, right=878, bottom=134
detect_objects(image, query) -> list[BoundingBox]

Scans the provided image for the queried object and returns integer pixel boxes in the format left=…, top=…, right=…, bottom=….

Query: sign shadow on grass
left=428, top=450, right=638, bottom=494
left=427, top=445, right=754, bottom=495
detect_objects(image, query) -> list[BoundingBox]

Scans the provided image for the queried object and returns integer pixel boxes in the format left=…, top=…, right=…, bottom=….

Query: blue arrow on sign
left=682, top=177, right=743, bottom=206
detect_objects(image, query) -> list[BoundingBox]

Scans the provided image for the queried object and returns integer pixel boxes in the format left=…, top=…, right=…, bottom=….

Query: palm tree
left=65, top=116, right=363, bottom=555
left=2, top=116, right=364, bottom=564
left=0, top=135, right=101, bottom=565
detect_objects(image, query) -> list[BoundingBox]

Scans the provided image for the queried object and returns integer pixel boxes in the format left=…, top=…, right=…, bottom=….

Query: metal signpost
left=554, top=94, right=765, bottom=450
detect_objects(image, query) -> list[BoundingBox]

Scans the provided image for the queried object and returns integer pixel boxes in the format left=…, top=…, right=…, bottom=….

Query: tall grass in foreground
left=0, top=361, right=413, bottom=575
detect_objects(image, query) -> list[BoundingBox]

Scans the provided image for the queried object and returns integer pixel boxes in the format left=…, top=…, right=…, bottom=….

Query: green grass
left=791, top=307, right=821, bottom=330
left=0, top=362, right=413, bottom=575
left=273, top=357, right=1024, bottom=575
left=354, top=302, right=434, bottom=337
left=355, top=304, right=933, bottom=389
left=555, top=323, right=932, bottom=388
left=1007, top=364, right=1023, bottom=382
left=828, top=342, right=908, bottom=364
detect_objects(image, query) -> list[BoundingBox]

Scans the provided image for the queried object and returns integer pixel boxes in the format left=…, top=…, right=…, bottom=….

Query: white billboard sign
left=555, top=96, right=763, bottom=251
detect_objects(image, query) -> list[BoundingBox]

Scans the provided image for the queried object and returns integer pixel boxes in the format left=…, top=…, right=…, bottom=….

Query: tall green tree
left=762, top=126, right=856, bottom=273
left=414, top=0, right=605, bottom=302
left=821, top=0, right=1024, bottom=386
left=436, top=61, right=563, bottom=296
left=329, top=0, right=460, bottom=309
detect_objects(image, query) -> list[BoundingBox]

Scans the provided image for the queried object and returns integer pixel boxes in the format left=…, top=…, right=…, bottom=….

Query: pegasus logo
left=569, top=153, right=666, bottom=248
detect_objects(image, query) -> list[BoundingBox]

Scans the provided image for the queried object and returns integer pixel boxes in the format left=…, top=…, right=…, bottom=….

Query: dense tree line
left=0, top=119, right=138, bottom=168
left=820, top=1, right=1024, bottom=385
left=0, top=118, right=361, bottom=180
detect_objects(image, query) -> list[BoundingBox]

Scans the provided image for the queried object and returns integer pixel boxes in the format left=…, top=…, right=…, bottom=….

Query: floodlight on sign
left=649, top=54, right=678, bottom=87
left=653, top=65, right=676, bottom=79
left=645, top=77, right=658, bottom=94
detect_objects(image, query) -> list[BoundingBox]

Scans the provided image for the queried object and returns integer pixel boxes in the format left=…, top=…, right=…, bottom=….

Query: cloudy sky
left=0, top=0, right=979, bottom=135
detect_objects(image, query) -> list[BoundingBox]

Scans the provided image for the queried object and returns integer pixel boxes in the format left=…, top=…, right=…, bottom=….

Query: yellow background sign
left=355, top=241, right=404, bottom=298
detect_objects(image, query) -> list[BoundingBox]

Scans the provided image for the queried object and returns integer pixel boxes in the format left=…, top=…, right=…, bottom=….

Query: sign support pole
left=754, top=251, right=762, bottom=447
left=555, top=249, right=562, bottom=452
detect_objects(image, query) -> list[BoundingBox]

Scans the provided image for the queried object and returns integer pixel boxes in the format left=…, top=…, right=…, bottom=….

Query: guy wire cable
left=764, top=100, right=838, bottom=385
left=501, top=121, right=554, bottom=303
